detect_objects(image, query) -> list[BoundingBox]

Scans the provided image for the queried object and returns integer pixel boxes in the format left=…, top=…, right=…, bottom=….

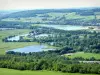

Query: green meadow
left=0, top=68, right=97, bottom=75
left=65, top=52, right=100, bottom=59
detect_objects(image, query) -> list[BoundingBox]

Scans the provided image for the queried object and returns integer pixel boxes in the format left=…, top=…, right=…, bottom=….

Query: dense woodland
left=0, top=51, right=100, bottom=74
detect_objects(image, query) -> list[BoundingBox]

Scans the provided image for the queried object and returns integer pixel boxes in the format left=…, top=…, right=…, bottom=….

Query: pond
left=7, top=45, right=55, bottom=53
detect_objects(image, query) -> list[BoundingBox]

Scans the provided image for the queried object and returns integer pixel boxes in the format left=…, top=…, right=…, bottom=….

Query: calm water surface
left=7, top=45, right=50, bottom=53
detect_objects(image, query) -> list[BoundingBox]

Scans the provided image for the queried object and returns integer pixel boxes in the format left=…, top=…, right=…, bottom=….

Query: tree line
left=0, top=50, right=100, bottom=74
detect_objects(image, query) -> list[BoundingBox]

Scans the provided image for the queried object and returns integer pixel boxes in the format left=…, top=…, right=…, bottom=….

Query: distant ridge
left=0, top=7, right=100, bottom=19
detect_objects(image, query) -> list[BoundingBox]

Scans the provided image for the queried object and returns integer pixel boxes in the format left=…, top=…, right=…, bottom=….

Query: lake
left=40, top=25, right=88, bottom=30
left=7, top=45, right=55, bottom=53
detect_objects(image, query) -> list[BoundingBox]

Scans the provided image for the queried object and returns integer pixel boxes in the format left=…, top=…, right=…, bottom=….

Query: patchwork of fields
left=1, top=12, right=96, bottom=23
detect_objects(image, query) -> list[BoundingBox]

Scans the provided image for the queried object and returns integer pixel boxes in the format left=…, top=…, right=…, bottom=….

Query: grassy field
left=0, top=29, right=39, bottom=55
left=65, top=52, right=100, bottom=59
left=0, top=68, right=97, bottom=75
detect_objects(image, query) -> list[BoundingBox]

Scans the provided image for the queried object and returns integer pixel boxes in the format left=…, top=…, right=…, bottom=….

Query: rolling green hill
left=0, top=8, right=100, bottom=28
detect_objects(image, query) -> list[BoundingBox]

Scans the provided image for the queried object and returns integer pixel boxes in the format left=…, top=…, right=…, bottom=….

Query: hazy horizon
left=0, top=0, right=100, bottom=10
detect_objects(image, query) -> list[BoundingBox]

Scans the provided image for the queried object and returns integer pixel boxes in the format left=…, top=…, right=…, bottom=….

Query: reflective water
left=7, top=45, right=51, bottom=53
left=41, top=25, right=88, bottom=30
